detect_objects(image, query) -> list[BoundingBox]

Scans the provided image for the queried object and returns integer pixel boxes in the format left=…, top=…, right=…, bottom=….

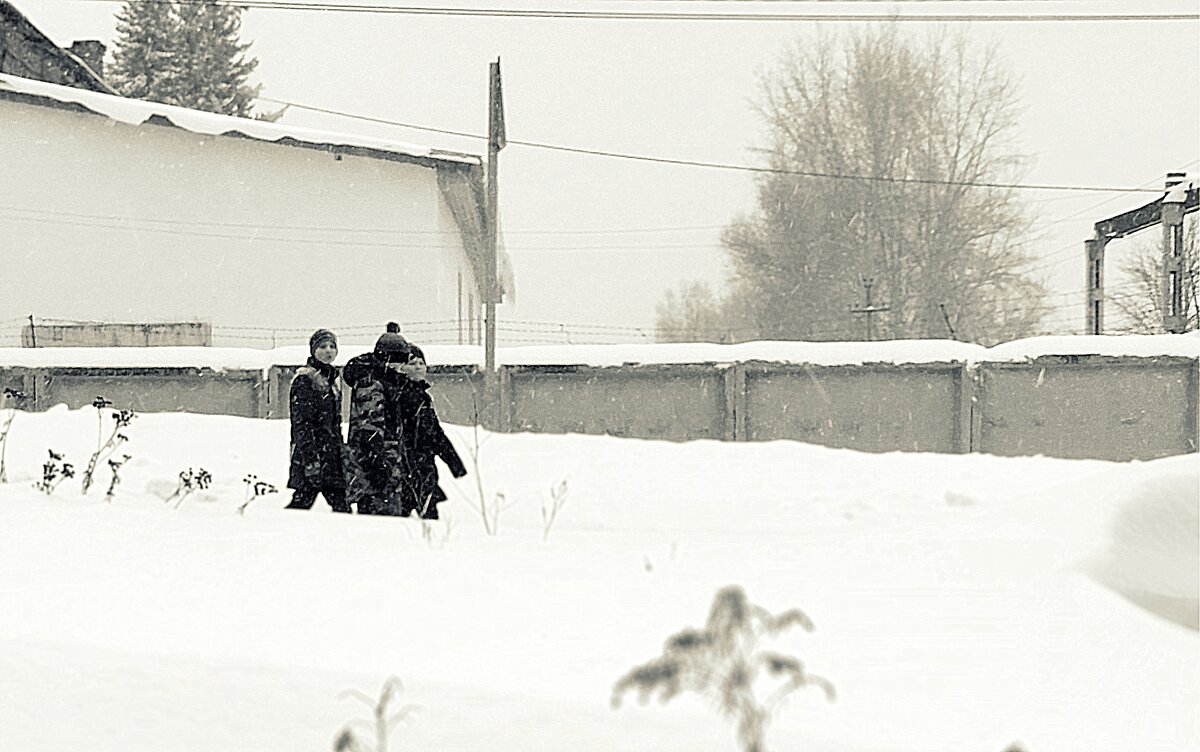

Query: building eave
left=0, top=72, right=482, bottom=169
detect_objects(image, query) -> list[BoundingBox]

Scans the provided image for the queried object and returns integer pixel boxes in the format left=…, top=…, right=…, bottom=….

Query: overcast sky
left=10, top=0, right=1200, bottom=344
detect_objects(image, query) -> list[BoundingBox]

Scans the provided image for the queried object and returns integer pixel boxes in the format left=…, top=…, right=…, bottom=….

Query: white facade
left=0, top=73, right=502, bottom=347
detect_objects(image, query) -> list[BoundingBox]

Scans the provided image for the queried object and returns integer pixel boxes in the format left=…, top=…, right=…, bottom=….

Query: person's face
left=313, top=341, right=337, bottom=365
left=406, top=357, right=428, bottom=382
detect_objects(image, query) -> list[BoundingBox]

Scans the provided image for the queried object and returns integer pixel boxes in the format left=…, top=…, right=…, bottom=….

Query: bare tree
left=655, top=280, right=756, bottom=343
left=1109, top=217, right=1199, bottom=333
left=686, top=26, right=1045, bottom=345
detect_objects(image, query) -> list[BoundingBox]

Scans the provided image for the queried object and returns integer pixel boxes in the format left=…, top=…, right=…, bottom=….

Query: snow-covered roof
left=1164, top=177, right=1199, bottom=204
left=0, top=334, right=1195, bottom=371
left=0, top=72, right=481, bottom=167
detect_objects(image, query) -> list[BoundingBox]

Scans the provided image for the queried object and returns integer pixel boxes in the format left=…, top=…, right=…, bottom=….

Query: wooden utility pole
left=850, top=277, right=889, bottom=341
left=484, top=57, right=506, bottom=374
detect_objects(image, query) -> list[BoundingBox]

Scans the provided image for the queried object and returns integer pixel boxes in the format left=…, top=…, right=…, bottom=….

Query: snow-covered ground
left=0, top=405, right=1196, bottom=751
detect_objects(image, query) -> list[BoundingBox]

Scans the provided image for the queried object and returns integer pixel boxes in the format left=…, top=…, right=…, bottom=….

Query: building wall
left=21, top=322, right=212, bottom=347
left=0, top=96, right=479, bottom=335
left=435, top=188, right=482, bottom=346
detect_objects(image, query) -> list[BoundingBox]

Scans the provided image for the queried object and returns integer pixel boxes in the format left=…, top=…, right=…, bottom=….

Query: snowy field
left=0, top=405, right=1196, bottom=751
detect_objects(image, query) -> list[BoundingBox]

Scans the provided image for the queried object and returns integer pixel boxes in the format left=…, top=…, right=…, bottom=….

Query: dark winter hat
left=373, top=321, right=412, bottom=363
left=308, top=328, right=338, bottom=355
left=408, top=344, right=426, bottom=363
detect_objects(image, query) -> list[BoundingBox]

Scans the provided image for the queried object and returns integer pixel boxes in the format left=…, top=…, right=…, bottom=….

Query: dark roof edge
left=0, top=0, right=116, bottom=94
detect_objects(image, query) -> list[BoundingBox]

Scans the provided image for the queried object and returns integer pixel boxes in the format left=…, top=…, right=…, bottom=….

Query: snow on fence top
left=0, top=73, right=480, bottom=166
left=0, top=334, right=1196, bottom=372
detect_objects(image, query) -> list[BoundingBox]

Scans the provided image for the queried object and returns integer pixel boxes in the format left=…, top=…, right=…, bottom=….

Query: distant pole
left=850, top=277, right=889, bottom=341
left=484, top=57, right=506, bottom=374
left=27, top=314, right=37, bottom=348
left=938, top=303, right=957, bottom=340
left=1085, top=237, right=1106, bottom=335
left=1161, top=173, right=1187, bottom=333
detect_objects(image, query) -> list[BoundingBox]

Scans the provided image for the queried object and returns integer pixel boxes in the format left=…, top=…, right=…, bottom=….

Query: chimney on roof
left=68, top=40, right=106, bottom=79
left=1165, top=171, right=1187, bottom=190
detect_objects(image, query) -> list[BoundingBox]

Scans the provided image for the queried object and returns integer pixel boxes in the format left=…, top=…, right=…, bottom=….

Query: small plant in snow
left=165, top=467, right=213, bottom=508
left=541, top=479, right=569, bottom=541
left=406, top=513, right=455, bottom=547
left=612, top=585, right=835, bottom=752
left=237, top=473, right=277, bottom=515
left=35, top=449, right=75, bottom=495
left=459, top=392, right=515, bottom=536
left=333, top=675, right=420, bottom=752
left=482, top=489, right=517, bottom=536
left=81, top=397, right=136, bottom=495
left=0, top=387, right=28, bottom=483
left=104, top=454, right=132, bottom=501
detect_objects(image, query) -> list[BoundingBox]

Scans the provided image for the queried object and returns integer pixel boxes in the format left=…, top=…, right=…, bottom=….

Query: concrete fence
left=973, top=355, right=1198, bottom=460
left=2, top=366, right=269, bottom=418
left=3, top=354, right=1197, bottom=461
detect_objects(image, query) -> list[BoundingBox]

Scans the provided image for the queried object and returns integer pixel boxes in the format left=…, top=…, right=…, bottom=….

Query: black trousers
left=286, top=487, right=351, bottom=513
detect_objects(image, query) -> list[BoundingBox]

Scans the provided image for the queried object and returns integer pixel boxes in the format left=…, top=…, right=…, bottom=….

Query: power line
left=7, top=201, right=1157, bottom=257
left=0, top=201, right=728, bottom=236
left=66, top=0, right=1200, bottom=22
left=1019, top=161, right=1200, bottom=273
left=592, top=0, right=1117, bottom=3
left=0, top=205, right=738, bottom=250
left=259, top=98, right=1166, bottom=194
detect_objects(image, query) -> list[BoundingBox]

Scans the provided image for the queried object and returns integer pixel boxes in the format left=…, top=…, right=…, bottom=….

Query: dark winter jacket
left=287, top=357, right=346, bottom=491
left=342, top=352, right=408, bottom=515
left=393, top=377, right=467, bottom=519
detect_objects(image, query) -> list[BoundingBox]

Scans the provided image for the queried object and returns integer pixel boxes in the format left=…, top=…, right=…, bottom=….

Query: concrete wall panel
left=743, top=363, right=966, bottom=453
left=506, top=365, right=726, bottom=441
left=975, top=356, right=1198, bottom=460
left=33, top=368, right=265, bottom=418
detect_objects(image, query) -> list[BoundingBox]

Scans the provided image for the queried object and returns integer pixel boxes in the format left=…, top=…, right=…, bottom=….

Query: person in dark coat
left=342, top=323, right=412, bottom=516
left=285, top=329, right=349, bottom=512
left=392, top=344, right=467, bottom=520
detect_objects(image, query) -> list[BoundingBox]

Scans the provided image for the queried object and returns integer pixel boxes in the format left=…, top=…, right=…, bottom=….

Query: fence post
left=723, top=364, right=747, bottom=441
left=498, top=366, right=514, bottom=433
left=254, top=369, right=270, bottom=419
left=956, top=363, right=974, bottom=454
left=968, top=365, right=986, bottom=454
left=1188, top=359, right=1199, bottom=453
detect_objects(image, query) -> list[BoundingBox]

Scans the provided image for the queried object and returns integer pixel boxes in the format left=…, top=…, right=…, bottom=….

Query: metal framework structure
left=1086, top=172, right=1199, bottom=334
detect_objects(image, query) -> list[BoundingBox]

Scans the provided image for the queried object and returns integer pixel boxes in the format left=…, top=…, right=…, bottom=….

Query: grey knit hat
left=308, top=328, right=338, bottom=355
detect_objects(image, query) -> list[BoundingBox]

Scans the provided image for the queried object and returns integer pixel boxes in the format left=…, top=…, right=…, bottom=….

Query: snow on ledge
left=985, top=333, right=1200, bottom=362
left=0, top=73, right=480, bottom=166
left=0, top=334, right=1195, bottom=371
